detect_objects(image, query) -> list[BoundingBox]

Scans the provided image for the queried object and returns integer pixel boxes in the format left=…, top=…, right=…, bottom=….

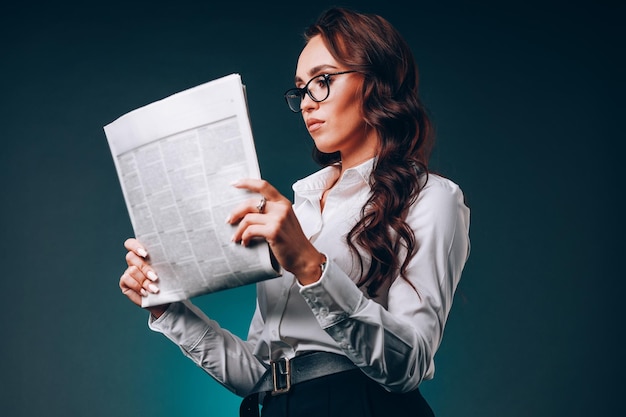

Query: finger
left=231, top=178, right=283, bottom=201
left=231, top=213, right=269, bottom=244
left=121, top=286, right=143, bottom=307
left=120, top=268, right=149, bottom=295
left=126, top=265, right=160, bottom=294
left=239, top=223, right=274, bottom=247
left=125, top=251, right=159, bottom=282
left=227, top=197, right=273, bottom=225
left=120, top=269, right=148, bottom=306
left=124, top=237, right=149, bottom=258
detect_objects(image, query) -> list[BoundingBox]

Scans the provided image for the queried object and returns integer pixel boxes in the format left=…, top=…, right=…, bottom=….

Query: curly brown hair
left=304, top=7, right=435, bottom=297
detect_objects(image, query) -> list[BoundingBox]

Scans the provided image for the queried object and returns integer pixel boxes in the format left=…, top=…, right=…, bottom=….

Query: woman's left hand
left=227, top=178, right=326, bottom=285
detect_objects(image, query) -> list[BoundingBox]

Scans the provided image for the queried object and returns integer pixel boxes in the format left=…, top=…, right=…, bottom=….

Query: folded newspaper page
left=104, top=73, right=281, bottom=307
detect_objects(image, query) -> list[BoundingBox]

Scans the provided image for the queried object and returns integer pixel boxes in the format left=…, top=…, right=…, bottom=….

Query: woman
left=120, top=7, right=470, bottom=417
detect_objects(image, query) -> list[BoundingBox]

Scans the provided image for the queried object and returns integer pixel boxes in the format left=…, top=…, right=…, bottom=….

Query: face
left=294, top=35, right=379, bottom=168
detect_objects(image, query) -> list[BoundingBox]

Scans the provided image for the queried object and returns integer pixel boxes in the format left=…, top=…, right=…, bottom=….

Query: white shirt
left=149, top=158, right=470, bottom=396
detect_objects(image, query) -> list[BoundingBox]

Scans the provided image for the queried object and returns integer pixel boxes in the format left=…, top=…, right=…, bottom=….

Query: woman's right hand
left=119, top=238, right=169, bottom=318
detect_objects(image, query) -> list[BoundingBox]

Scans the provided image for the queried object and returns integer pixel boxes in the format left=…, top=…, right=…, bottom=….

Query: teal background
left=1, top=0, right=622, bottom=416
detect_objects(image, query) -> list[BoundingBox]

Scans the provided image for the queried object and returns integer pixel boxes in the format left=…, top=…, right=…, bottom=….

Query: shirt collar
left=293, top=157, right=375, bottom=200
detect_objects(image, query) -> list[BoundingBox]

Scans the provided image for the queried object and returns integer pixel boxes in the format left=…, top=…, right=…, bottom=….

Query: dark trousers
left=244, top=369, right=435, bottom=417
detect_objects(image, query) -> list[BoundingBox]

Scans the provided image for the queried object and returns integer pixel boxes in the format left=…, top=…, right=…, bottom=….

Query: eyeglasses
left=284, top=70, right=358, bottom=113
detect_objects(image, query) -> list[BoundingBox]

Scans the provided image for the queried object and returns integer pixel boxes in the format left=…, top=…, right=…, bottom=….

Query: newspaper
left=104, top=73, right=281, bottom=307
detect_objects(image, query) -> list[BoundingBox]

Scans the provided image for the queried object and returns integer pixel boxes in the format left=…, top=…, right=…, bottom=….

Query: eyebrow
left=294, top=64, right=339, bottom=84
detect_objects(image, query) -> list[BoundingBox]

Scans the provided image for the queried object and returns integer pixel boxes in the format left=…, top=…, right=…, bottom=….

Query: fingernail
left=140, top=288, right=149, bottom=297
left=147, top=270, right=158, bottom=281
left=148, top=283, right=160, bottom=294
left=229, top=180, right=241, bottom=186
left=137, top=247, right=148, bottom=258
left=225, top=215, right=231, bottom=223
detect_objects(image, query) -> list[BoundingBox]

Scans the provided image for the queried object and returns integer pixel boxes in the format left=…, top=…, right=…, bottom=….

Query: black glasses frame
left=284, top=70, right=358, bottom=113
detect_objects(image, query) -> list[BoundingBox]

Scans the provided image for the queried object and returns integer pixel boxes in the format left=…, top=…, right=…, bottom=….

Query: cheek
left=342, top=89, right=364, bottom=124
left=337, top=100, right=365, bottom=134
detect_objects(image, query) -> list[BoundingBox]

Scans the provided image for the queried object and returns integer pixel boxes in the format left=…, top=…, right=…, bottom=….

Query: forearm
left=299, top=259, right=436, bottom=393
left=149, top=301, right=267, bottom=396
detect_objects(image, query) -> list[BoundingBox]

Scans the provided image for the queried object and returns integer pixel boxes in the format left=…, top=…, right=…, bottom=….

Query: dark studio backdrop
left=1, top=0, right=622, bottom=416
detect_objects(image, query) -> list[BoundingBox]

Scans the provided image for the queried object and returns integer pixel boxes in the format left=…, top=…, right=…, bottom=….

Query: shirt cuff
left=148, top=301, right=179, bottom=329
left=148, top=301, right=216, bottom=350
left=298, top=257, right=364, bottom=328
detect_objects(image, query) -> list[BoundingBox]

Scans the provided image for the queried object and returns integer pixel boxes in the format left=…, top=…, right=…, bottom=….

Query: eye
left=314, top=75, right=327, bottom=88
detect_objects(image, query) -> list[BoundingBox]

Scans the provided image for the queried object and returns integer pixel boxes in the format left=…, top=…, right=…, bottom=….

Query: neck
left=338, top=153, right=375, bottom=175
left=339, top=131, right=379, bottom=174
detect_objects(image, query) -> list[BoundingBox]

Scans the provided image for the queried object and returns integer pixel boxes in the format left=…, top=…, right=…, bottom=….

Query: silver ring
left=256, top=196, right=266, bottom=213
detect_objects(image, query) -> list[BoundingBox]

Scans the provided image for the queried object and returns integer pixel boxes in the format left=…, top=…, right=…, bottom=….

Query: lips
left=306, top=118, right=324, bottom=132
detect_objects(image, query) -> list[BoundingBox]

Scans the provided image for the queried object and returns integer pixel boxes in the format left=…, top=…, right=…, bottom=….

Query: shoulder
left=417, top=173, right=467, bottom=207
left=408, top=173, right=470, bottom=235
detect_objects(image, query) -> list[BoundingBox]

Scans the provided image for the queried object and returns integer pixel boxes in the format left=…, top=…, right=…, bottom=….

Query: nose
left=300, top=92, right=318, bottom=112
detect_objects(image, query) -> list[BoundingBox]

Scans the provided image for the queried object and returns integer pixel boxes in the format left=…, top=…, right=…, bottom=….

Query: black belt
left=240, top=352, right=357, bottom=417
left=255, top=351, right=357, bottom=395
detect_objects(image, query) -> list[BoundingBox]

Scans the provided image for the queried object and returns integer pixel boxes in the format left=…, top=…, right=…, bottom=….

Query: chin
left=311, top=138, right=336, bottom=154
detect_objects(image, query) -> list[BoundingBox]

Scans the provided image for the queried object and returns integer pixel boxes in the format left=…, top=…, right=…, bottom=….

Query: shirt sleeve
left=298, top=177, right=470, bottom=393
left=148, top=300, right=268, bottom=396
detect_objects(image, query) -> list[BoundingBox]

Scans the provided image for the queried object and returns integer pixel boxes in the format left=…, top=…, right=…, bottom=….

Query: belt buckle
left=270, top=357, right=291, bottom=396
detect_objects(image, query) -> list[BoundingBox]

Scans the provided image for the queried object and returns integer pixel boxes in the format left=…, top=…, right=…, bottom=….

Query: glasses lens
left=284, top=74, right=332, bottom=112
left=284, top=89, right=302, bottom=112
left=307, top=75, right=329, bottom=101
